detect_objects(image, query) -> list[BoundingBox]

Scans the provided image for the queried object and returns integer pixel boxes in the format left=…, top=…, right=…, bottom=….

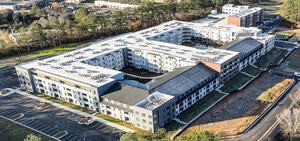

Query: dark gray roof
left=221, top=37, right=263, bottom=60
left=149, top=63, right=218, bottom=96
left=148, top=65, right=195, bottom=90
left=101, top=82, right=149, bottom=105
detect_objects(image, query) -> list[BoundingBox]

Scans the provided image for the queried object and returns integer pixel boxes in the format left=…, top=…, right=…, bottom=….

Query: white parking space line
left=91, top=122, right=101, bottom=128
left=43, top=127, right=55, bottom=134
left=62, top=135, right=73, bottom=141
left=35, top=124, right=47, bottom=130
left=69, top=136, right=79, bottom=141
left=26, top=121, right=40, bottom=127
left=6, top=113, right=18, bottom=118
left=48, top=129, right=59, bottom=136
left=30, top=122, right=44, bottom=129
left=0, top=110, right=10, bottom=115
left=21, top=120, right=35, bottom=125
left=39, top=126, right=52, bottom=132
left=3, top=112, right=17, bottom=117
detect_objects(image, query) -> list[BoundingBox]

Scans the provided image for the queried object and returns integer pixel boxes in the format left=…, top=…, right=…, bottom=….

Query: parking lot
left=0, top=67, right=19, bottom=90
left=0, top=93, right=125, bottom=141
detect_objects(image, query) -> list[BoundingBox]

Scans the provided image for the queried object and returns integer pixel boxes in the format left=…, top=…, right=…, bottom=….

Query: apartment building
left=16, top=20, right=274, bottom=132
left=94, top=1, right=139, bottom=9
left=149, top=63, right=220, bottom=115
left=0, top=2, right=19, bottom=10
left=222, top=4, right=251, bottom=15
left=222, top=4, right=263, bottom=27
left=221, top=38, right=264, bottom=70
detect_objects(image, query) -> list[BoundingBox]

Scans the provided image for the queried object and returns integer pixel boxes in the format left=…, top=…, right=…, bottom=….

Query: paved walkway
left=215, top=85, right=229, bottom=95
left=241, top=71, right=255, bottom=77
left=174, top=118, right=187, bottom=125
left=250, top=64, right=266, bottom=71
left=8, top=89, right=135, bottom=133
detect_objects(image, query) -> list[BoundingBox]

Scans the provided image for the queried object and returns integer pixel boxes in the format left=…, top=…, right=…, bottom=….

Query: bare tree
left=278, top=108, right=300, bottom=141
left=289, top=87, right=300, bottom=108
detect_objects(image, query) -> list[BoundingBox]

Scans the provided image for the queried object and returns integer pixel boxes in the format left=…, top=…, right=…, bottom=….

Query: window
left=142, top=113, right=146, bottom=117
left=135, top=111, right=139, bottom=115
left=142, top=119, right=146, bottom=123
left=148, top=115, right=152, bottom=119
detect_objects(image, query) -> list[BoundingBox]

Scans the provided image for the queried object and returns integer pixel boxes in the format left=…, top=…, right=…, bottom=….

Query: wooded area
left=0, top=0, right=233, bottom=58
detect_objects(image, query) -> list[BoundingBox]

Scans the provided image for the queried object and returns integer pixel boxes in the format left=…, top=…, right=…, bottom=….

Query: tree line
left=0, top=0, right=232, bottom=58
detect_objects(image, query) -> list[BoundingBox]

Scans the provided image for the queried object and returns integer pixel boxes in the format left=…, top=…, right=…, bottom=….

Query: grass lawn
left=95, top=113, right=142, bottom=132
left=0, top=118, right=51, bottom=141
left=0, top=65, right=12, bottom=70
left=31, top=93, right=95, bottom=114
left=242, top=65, right=263, bottom=76
left=31, top=40, right=96, bottom=58
left=176, top=91, right=225, bottom=122
left=164, top=120, right=185, bottom=138
left=254, top=48, right=289, bottom=69
left=220, top=73, right=253, bottom=93
left=250, top=1, right=282, bottom=18
left=276, top=34, right=290, bottom=40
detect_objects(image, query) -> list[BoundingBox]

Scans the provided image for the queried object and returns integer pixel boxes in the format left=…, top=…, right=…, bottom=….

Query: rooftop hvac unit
left=38, top=62, right=44, bottom=66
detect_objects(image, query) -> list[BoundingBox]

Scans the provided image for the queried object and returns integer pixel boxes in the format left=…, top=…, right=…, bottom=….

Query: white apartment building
left=222, top=4, right=251, bottom=15
left=16, top=20, right=274, bottom=132
left=0, top=2, right=19, bottom=10
left=95, top=1, right=139, bottom=9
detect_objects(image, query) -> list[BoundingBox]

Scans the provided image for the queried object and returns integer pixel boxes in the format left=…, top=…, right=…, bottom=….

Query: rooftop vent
left=38, top=62, right=44, bottom=66
left=46, top=59, right=55, bottom=63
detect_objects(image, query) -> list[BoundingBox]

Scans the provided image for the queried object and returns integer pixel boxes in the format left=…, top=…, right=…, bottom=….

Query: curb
left=225, top=78, right=297, bottom=140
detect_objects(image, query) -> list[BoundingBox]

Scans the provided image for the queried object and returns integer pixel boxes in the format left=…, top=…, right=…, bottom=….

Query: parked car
left=294, top=72, right=300, bottom=77
left=85, top=118, right=94, bottom=125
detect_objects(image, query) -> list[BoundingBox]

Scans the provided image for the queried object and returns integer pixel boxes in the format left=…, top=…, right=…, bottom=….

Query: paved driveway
left=0, top=93, right=125, bottom=141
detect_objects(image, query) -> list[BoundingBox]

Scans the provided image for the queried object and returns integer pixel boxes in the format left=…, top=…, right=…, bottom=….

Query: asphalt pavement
left=0, top=93, right=125, bottom=141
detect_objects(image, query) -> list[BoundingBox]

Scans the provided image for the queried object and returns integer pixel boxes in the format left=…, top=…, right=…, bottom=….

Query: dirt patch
left=181, top=73, right=285, bottom=136
left=278, top=49, right=300, bottom=73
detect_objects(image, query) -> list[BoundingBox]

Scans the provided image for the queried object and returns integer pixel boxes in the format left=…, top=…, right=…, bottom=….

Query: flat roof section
left=102, top=82, right=149, bottom=106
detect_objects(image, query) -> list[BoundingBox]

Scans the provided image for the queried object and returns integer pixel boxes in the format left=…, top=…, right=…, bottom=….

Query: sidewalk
left=9, top=89, right=135, bottom=133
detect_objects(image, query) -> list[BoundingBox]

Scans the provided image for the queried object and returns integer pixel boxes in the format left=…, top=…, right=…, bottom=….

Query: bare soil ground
left=182, top=73, right=285, bottom=136
left=278, top=49, right=300, bottom=73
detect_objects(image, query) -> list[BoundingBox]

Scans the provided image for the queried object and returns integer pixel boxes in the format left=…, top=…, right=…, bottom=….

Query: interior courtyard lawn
left=0, top=118, right=51, bottom=141
left=220, top=73, right=253, bottom=93
left=176, top=91, right=225, bottom=123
